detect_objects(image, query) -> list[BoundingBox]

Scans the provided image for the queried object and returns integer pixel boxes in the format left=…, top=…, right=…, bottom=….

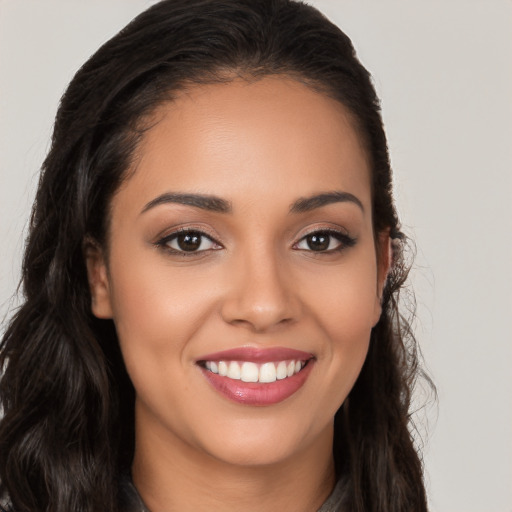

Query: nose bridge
left=221, top=240, right=298, bottom=331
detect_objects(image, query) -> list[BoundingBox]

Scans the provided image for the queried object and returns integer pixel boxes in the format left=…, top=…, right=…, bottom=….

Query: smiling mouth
left=196, top=347, right=315, bottom=406
left=200, top=359, right=308, bottom=384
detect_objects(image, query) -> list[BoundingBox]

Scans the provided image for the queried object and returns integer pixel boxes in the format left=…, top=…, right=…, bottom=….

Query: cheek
left=302, top=251, right=378, bottom=399
left=106, top=250, right=218, bottom=391
left=306, top=250, right=379, bottom=336
left=106, top=264, right=216, bottom=436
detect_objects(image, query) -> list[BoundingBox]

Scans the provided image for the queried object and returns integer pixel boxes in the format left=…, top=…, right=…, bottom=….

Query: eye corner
left=154, top=227, right=223, bottom=256
left=293, top=228, right=357, bottom=253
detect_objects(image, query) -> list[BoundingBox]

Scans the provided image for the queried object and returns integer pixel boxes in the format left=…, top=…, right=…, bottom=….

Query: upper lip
left=197, top=346, right=313, bottom=363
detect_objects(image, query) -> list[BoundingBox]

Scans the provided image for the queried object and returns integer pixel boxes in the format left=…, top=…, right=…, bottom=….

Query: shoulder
left=0, top=500, right=13, bottom=512
left=0, top=478, right=144, bottom=512
left=317, top=476, right=350, bottom=512
left=0, top=493, right=12, bottom=512
left=118, top=474, right=149, bottom=512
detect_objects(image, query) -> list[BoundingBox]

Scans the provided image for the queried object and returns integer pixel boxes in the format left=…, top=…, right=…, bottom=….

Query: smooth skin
left=86, top=77, right=390, bottom=512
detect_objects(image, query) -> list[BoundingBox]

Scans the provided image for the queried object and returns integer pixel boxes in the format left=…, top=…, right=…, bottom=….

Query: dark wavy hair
left=0, top=1, right=432, bottom=511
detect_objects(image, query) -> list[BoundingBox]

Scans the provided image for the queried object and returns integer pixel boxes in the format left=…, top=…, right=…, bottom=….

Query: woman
left=0, top=1, right=431, bottom=511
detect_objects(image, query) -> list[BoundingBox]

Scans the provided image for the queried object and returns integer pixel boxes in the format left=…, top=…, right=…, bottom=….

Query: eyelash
left=155, top=228, right=357, bottom=256
left=293, top=229, right=357, bottom=253
left=155, top=228, right=222, bottom=256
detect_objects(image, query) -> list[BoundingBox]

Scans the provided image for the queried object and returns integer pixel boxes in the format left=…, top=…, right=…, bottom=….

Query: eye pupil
left=177, top=232, right=202, bottom=251
left=307, top=233, right=330, bottom=251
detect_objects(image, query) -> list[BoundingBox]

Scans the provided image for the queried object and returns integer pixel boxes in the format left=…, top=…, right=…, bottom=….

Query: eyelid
left=154, top=226, right=223, bottom=255
left=293, top=226, right=357, bottom=252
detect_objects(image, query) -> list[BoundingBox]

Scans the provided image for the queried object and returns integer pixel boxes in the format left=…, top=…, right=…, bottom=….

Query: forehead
left=118, top=77, right=371, bottom=212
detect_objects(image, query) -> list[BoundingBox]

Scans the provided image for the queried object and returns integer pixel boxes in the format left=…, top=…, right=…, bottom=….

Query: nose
left=220, top=248, right=301, bottom=333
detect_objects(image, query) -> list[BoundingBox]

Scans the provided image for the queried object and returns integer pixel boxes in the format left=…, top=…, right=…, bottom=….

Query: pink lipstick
left=197, top=347, right=314, bottom=406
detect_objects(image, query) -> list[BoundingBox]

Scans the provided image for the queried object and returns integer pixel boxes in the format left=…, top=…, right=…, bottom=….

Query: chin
left=195, top=415, right=332, bottom=469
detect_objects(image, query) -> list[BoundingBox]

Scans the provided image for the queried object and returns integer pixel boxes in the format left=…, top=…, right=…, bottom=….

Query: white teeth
left=259, top=362, right=277, bottom=383
left=218, top=361, right=228, bottom=376
left=276, top=361, right=288, bottom=380
left=227, top=361, right=241, bottom=379
left=204, top=359, right=307, bottom=383
left=240, top=362, right=259, bottom=382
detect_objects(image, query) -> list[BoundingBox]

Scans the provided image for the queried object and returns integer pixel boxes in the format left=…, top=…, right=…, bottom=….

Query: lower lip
left=200, top=362, right=314, bottom=406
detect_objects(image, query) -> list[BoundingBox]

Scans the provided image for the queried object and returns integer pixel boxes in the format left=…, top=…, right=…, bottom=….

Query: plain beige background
left=1, top=1, right=511, bottom=510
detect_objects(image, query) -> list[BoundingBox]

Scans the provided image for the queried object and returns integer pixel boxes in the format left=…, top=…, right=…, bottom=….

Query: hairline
left=99, top=68, right=377, bottom=262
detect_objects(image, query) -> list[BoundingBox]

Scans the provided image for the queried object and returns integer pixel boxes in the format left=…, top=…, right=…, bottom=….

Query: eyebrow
left=290, top=191, right=364, bottom=213
left=140, top=190, right=363, bottom=216
left=141, top=193, right=232, bottom=214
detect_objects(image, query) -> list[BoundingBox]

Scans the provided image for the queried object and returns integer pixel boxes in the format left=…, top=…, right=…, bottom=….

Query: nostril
left=219, top=262, right=301, bottom=331
left=224, top=312, right=295, bottom=333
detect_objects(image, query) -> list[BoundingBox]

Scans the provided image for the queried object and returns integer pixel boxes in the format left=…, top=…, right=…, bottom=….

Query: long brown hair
left=0, top=1, right=433, bottom=510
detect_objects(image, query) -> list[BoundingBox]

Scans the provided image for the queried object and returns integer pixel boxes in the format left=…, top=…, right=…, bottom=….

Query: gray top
left=0, top=476, right=348, bottom=512
left=317, top=477, right=349, bottom=512
left=121, top=476, right=349, bottom=512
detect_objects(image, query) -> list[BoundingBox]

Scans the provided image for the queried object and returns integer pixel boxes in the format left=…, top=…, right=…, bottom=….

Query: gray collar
left=122, top=476, right=349, bottom=512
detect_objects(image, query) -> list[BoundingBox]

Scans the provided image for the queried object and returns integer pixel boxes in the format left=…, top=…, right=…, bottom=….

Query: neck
left=131, top=407, right=336, bottom=512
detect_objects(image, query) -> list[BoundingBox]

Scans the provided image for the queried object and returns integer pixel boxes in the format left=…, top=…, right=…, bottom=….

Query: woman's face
left=88, top=77, right=388, bottom=468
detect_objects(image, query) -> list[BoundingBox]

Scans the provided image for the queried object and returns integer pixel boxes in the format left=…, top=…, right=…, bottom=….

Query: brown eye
left=176, top=232, right=202, bottom=251
left=160, top=230, right=220, bottom=253
left=295, top=230, right=357, bottom=253
left=306, top=233, right=330, bottom=251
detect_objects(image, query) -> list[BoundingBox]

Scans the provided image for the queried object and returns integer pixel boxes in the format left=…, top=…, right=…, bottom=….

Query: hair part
left=1, top=1, right=433, bottom=511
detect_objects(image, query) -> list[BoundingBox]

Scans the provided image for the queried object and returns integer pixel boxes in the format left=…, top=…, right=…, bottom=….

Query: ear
left=84, top=239, right=114, bottom=319
left=372, top=229, right=392, bottom=326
